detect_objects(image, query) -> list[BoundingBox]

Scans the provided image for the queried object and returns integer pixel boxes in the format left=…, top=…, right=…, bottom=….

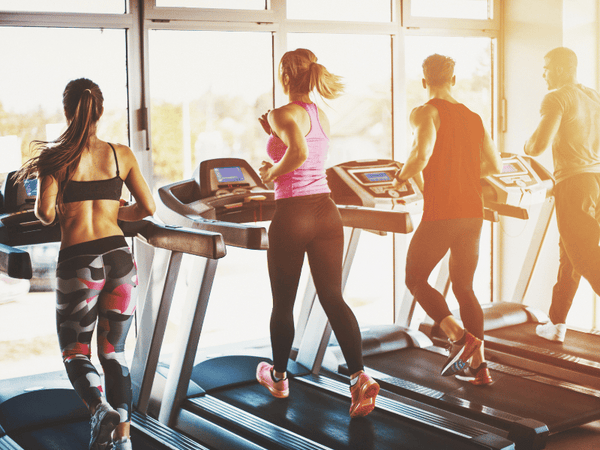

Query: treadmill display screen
left=364, top=172, right=392, bottom=183
left=354, top=170, right=395, bottom=185
left=24, top=179, right=37, bottom=199
left=502, top=162, right=524, bottom=174
left=214, top=166, right=244, bottom=183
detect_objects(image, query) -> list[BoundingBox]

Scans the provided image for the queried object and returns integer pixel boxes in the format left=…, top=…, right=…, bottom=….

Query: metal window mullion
left=0, top=12, right=133, bottom=28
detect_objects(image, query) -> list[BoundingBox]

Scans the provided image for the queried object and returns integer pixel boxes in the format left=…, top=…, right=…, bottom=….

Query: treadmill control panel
left=483, top=154, right=552, bottom=208
left=326, top=159, right=423, bottom=211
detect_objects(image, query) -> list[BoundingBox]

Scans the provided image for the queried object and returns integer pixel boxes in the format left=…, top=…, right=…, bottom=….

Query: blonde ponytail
left=280, top=48, right=344, bottom=100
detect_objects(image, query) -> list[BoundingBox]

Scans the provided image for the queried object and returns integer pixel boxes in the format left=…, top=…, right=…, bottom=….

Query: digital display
left=365, top=172, right=392, bottom=183
left=502, top=162, right=522, bottom=174
left=24, top=179, right=37, bottom=198
left=214, top=166, right=244, bottom=183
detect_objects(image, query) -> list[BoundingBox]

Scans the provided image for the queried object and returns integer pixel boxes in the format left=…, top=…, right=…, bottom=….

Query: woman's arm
left=34, top=174, right=58, bottom=226
left=118, top=145, right=156, bottom=222
left=259, top=107, right=309, bottom=184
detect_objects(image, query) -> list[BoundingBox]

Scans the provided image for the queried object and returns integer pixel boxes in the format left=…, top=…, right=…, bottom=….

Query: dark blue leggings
left=267, top=193, right=364, bottom=374
left=406, top=217, right=484, bottom=339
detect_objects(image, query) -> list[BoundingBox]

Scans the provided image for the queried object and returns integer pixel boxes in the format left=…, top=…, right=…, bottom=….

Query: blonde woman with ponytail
left=256, top=49, right=379, bottom=418
left=17, top=78, right=155, bottom=450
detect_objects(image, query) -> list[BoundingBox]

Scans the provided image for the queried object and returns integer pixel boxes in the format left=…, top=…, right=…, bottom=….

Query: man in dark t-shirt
left=525, top=47, right=600, bottom=343
left=394, top=54, right=502, bottom=385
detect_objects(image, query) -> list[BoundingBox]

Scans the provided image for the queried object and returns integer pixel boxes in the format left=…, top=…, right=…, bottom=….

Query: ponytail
left=15, top=78, right=104, bottom=213
left=280, top=48, right=344, bottom=100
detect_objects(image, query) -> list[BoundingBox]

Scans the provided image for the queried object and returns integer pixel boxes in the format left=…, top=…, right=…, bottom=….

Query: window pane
left=405, top=36, right=494, bottom=307
left=287, top=34, right=393, bottom=324
left=0, top=27, right=128, bottom=172
left=149, top=30, right=273, bottom=348
left=149, top=30, right=272, bottom=184
left=156, top=0, right=265, bottom=10
left=287, top=34, right=392, bottom=164
left=411, top=0, right=491, bottom=20
left=0, top=27, right=128, bottom=380
left=0, top=0, right=125, bottom=14
left=287, top=0, right=392, bottom=22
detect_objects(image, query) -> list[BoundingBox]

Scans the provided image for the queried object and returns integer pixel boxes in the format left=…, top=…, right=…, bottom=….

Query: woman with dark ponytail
left=256, top=49, right=379, bottom=418
left=17, top=78, right=155, bottom=450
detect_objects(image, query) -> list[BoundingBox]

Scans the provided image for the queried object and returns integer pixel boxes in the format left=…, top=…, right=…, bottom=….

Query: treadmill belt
left=365, top=348, right=600, bottom=431
left=205, top=379, right=488, bottom=450
left=487, top=323, right=600, bottom=364
left=10, top=421, right=171, bottom=450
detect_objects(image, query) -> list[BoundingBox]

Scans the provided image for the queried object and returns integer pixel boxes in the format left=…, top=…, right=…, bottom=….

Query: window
left=148, top=30, right=272, bottom=184
left=287, top=0, right=392, bottom=22
left=0, top=0, right=126, bottom=14
left=155, top=0, right=266, bottom=10
left=410, top=0, right=492, bottom=20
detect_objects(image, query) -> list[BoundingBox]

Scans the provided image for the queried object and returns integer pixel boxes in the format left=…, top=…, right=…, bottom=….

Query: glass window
left=0, top=0, right=125, bottom=14
left=410, top=0, right=491, bottom=20
left=149, top=30, right=273, bottom=348
left=0, top=27, right=128, bottom=380
left=0, top=27, right=128, bottom=173
left=287, top=0, right=392, bottom=22
left=148, top=30, right=272, bottom=184
left=156, top=0, right=265, bottom=9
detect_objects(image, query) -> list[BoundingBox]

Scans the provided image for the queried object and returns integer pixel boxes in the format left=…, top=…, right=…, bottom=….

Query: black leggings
left=267, top=193, right=364, bottom=374
left=406, top=217, right=484, bottom=339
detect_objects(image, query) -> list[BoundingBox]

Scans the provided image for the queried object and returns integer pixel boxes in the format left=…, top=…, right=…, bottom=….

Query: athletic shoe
left=440, top=331, right=483, bottom=377
left=90, top=402, right=120, bottom=450
left=256, top=362, right=289, bottom=398
left=455, top=362, right=494, bottom=386
left=349, top=372, right=380, bottom=418
left=536, top=322, right=567, bottom=342
left=113, top=437, right=132, bottom=450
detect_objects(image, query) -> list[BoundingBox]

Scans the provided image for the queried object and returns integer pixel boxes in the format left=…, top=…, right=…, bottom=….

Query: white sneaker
left=113, top=437, right=132, bottom=450
left=536, top=322, right=567, bottom=342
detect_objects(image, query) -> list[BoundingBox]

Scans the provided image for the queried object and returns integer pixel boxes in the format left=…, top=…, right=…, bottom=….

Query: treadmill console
left=483, top=154, right=553, bottom=209
left=1, top=172, right=37, bottom=214
left=326, top=159, right=423, bottom=211
left=195, top=158, right=268, bottom=200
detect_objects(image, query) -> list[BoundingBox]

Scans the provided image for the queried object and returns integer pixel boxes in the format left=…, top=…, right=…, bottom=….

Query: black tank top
left=63, top=143, right=124, bottom=203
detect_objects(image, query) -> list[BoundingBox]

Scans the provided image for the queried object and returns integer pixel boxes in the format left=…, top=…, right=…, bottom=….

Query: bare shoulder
left=410, top=104, right=438, bottom=121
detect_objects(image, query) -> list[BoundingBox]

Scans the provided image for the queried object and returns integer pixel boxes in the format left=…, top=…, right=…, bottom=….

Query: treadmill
left=296, top=158, right=600, bottom=450
left=416, top=154, right=600, bottom=389
left=153, top=157, right=516, bottom=450
left=0, top=172, right=264, bottom=450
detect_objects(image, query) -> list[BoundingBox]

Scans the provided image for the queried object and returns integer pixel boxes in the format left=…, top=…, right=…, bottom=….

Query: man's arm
left=524, top=110, right=562, bottom=157
left=393, top=105, right=437, bottom=188
left=480, top=128, right=502, bottom=178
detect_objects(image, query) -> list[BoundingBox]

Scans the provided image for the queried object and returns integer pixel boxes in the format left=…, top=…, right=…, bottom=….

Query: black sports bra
left=63, top=143, right=124, bottom=203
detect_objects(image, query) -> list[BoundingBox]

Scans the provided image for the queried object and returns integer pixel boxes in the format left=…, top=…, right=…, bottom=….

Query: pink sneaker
left=256, top=362, right=289, bottom=398
left=349, top=372, right=379, bottom=418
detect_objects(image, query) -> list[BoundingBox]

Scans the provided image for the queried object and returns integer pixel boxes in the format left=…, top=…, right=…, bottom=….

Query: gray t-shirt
left=540, top=83, right=600, bottom=183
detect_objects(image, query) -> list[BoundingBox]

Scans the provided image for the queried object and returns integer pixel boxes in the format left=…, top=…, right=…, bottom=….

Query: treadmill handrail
left=158, top=185, right=269, bottom=250
left=337, top=205, right=413, bottom=234
left=0, top=243, right=32, bottom=280
left=0, top=212, right=226, bottom=261
left=121, top=217, right=226, bottom=260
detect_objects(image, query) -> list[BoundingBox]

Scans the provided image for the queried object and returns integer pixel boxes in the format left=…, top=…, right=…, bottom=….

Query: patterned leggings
left=56, top=235, right=137, bottom=423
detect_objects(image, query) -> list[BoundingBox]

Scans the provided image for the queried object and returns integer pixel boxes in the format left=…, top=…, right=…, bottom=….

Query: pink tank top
left=266, top=101, right=331, bottom=200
